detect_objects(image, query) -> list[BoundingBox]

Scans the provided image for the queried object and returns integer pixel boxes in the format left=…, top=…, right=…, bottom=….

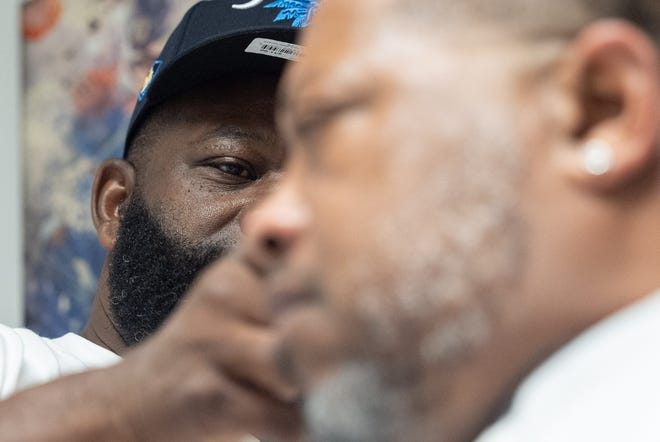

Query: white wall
left=0, top=0, right=24, bottom=327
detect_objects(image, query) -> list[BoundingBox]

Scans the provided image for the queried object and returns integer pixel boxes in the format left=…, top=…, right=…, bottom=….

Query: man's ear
left=558, top=19, right=660, bottom=191
left=91, top=159, right=136, bottom=251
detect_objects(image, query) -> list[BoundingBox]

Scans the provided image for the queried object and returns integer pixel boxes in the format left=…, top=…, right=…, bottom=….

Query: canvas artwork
left=22, top=0, right=198, bottom=336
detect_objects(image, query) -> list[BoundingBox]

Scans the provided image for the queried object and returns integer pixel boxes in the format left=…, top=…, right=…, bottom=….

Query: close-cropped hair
left=397, top=0, right=660, bottom=44
left=126, top=103, right=180, bottom=165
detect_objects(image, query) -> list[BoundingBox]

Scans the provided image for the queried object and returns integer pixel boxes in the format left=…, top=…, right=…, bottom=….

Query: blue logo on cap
left=264, top=0, right=319, bottom=28
left=139, top=60, right=162, bottom=102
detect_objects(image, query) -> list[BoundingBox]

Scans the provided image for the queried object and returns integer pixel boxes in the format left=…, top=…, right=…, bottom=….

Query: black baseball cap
left=124, top=0, right=316, bottom=157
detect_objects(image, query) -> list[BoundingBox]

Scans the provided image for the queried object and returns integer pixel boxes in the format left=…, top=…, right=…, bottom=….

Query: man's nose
left=243, top=184, right=310, bottom=269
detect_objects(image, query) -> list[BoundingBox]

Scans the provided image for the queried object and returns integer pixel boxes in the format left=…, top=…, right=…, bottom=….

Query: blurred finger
left=213, top=317, right=300, bottom=402
left=189, top=258, right=271, bottom=324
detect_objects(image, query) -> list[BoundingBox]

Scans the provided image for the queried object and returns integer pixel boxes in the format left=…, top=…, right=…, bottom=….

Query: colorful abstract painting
left=22, top=0, right=199, bottom=337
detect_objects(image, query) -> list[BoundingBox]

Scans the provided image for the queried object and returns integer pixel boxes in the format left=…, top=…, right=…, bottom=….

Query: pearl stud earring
left=583, top=139, right=614, bottom=176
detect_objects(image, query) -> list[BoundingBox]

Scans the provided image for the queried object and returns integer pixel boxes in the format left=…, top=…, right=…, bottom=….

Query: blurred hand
left=113, top=257, right=304, bottom=441
left=0, top=257, right=305, bottom=442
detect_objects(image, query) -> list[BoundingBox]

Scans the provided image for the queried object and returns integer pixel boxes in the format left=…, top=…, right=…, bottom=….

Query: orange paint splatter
left=22, top=0, right=63, bottom=42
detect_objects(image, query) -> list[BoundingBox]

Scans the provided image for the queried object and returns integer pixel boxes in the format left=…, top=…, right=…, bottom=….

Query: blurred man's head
left=246, top=0, right=660, bottom=440
left=83, top=0, right=306, bottom=349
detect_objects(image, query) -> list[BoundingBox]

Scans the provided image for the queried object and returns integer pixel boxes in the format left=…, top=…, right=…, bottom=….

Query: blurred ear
left=558, top=20, right=660, bottom=191
left=91, top=159, right=136, bottom=251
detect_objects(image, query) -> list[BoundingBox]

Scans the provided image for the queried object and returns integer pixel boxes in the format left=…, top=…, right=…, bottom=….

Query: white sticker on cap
left=245, top=38, right=303, bottom=61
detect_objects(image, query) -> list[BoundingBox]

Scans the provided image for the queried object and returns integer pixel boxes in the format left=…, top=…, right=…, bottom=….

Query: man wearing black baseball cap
left=0, top=1, right=312, bottom=439
left=82, top=0, right=309, bottom=353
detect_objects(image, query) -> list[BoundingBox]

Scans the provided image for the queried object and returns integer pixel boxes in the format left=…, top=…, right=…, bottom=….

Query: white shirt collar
left=477, top=289, right=660, bottom=442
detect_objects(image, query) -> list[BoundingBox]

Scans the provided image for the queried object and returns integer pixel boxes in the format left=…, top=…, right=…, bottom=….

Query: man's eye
left=218, top=162, right=253, bottom=179
left=205, top=158, right=258, bottom=181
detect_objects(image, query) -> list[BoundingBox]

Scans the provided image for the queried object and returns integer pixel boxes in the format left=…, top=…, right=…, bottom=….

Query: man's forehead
left=282, top=0, right=407, bottom=105
left=287, top=2, right=367, bottom=80
left=161, top=75, right=277, bottom=118
left=282, top=3, right=492, bottom=111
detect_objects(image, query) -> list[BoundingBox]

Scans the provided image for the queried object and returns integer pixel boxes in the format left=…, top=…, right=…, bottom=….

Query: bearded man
left=3, top=0, right=660, bottom=440
left=0, top=2, right=311, bottom=440
left=243, top=0, right=660, bottom=440
left=1, top=0, right=304, bottom=409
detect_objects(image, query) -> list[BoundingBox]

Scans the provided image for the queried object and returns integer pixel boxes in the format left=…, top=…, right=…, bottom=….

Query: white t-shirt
left=476, top=290, right=660, bottom=442
left=0, top=324, right=121, bottom=399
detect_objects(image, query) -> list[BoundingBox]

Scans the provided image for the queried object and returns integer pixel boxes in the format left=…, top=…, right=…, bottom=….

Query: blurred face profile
left=251, top=0, right=537, bottom=439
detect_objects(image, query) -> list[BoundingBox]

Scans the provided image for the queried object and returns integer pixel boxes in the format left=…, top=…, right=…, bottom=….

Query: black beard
left=108, top=194, right=223, bottom=346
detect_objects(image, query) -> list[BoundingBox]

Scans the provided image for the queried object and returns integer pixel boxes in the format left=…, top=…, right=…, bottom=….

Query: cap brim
left=126, top=28, right=296, bottom=152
